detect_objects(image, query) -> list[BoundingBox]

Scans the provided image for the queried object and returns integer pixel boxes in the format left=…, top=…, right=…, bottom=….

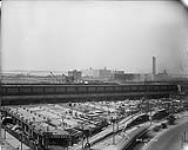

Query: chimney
left=152, top=56, right=156, bottom=75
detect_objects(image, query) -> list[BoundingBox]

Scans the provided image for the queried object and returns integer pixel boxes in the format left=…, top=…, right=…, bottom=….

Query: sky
left=1, top=0, right=188, bottom=74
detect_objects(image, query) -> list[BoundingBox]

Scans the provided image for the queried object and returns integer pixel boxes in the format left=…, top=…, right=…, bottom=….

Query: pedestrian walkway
left=1, top=129, right=31, bottom=150
left=0, top=137, right=17, bottom=150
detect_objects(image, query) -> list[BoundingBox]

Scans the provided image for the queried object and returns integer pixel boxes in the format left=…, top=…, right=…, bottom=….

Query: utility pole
left=148, top=99, right=152, bottom=126
left=140, top=98, right=144, bottom=113
left=66, top=136, right=69, bottom=150
left=66, top=137, right=68, bottom=150
left=81, top=124, right=84, bottom=150
left=20, top=133, right=23, bottom=150
left=85, top=129, right=90, bottom=150
left=4, top=128, right=6, bottom=139
left=111, top=117, right=116, bottom=145
left=113, top=120, right=115, bottom=144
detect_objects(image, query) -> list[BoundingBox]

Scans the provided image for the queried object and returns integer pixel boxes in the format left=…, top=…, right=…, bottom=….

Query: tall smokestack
left=152, top=56, right=156, bottom=75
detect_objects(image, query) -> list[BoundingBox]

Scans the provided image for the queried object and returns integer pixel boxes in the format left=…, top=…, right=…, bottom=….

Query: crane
left=50, top=72, right=61, bottom=84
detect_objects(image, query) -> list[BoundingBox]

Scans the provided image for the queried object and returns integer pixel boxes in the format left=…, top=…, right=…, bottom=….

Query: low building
left=68, top=70, right=82, bottom=82
left=98, top=67, right=112, bottom=80
left=154, top=70, right=171, bottom=81
left=82, top=68, right=100, bottom=78
left=113, top=72, right=141, bottom=81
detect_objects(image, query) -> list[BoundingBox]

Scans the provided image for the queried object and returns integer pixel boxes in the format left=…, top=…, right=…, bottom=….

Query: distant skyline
left=2, top=0, right=188, bottom=75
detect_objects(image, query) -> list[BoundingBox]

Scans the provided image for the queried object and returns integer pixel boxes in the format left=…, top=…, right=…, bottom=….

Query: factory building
left=68, top=70, right=82, bottom=82
left=98, top=67, right=112, bottom=79
left=113, top=72, right=141, bottom=81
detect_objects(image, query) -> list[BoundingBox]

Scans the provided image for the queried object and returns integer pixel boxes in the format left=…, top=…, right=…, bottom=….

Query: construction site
left=1, top=97, right=186, bottom=150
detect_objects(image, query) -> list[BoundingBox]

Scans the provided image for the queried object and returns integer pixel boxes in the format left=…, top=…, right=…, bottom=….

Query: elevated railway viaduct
left=0, top=83, right=178, bottom=105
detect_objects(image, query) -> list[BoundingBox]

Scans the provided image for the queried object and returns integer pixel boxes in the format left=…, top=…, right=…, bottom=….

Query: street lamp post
left=84, top=129, right=90, bottom=150
left=67, top=134, right=72, bottom=150
left=140, top=98, right=144, bottom=113
left=20, top=133, right=23, bottom=150
left=67, top=137, right=70, bottom=150
left=82, top=136, right=84, bottom=150
left=111, top=118, right=116, bottom=145
left=81, top=125, right=84, bottom=150
left=147, top=99, right=152, bottom=126
left=4, top=128, right=6, bottom=139
left=113, top=121, right=115, bottom=145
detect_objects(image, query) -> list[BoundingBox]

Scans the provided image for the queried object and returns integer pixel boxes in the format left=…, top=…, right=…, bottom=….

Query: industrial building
left=68, top=70, right=82, bottom=83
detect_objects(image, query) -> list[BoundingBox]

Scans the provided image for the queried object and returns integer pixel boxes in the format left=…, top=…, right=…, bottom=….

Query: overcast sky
left=1, top=0, right=188, bottom=74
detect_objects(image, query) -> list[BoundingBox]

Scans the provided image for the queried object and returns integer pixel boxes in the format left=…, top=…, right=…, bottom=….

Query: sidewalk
left=1, top=129, right=31, bottom=150
left=143, top=113, right=188, bottom=150
left=0, top=137, right=17, bottom=150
